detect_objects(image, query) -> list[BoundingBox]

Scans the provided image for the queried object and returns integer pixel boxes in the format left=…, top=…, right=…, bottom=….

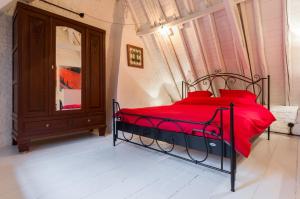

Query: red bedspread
left=63, top=104, right=81, bottom=109
left=117, top=97, right=275, bottom=157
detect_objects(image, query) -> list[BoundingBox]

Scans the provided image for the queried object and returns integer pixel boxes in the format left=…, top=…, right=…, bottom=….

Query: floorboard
left=296, top=138, right=300, bottom=199
left=0, top=133, right=299, bottom=199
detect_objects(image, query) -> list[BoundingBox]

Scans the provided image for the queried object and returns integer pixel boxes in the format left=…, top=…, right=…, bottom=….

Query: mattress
left=117, top=97, right=275, bottom=157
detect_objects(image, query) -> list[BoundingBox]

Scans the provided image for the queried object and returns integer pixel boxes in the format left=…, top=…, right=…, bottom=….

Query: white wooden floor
left=0, top=132, right=299, bottom=199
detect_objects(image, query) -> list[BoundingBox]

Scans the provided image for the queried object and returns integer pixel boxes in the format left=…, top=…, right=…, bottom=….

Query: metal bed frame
left=112, top=72, right=270, bottom=192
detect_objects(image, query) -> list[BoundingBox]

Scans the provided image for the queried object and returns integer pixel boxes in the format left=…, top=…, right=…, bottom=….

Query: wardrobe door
left=21, top=11, right=50, bottom=117
left=86, top=29, right=105, bottom=112
left=51, top=19, right=86, bottom=114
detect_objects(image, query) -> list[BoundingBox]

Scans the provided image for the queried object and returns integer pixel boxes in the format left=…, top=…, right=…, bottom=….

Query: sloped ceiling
left=0, top=0, right=116, bottom=19
left=0, top=0, right=17, bottom=15
left=0, top=0, right=292, bottom=105
left=0, top=0, right=13, bottom=10
left=126, top=0, right=287, bottom=105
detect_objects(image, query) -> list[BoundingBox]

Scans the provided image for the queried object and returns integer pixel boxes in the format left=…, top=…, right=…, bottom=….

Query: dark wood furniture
left=12, top=2, right=106, bottom=152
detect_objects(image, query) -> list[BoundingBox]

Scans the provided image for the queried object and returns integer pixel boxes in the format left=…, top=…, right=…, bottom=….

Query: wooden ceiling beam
left=185, top=0, right=218, bottom=94
left=170, top=0, right=198, bottom=83
left=125, top=0, right=140, bottom=30
left=253, top=0, right=268, bottom=75
left=223, top=0, right=252, bottom=78
left=137, top=0, right=246, bottom=36
left=140, top=0, right=182, bottom=97
left=22, top=0, right=37, bottom=3
left=155, top=0, right=187, bottom=83
left=186, top=0, right=210, bottom=75
left=240, top=2, right=255, bottom=75
left=207, top=12, right=226, bottom=72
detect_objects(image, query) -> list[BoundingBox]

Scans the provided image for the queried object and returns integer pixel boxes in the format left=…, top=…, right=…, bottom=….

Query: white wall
left=0, top=12, right=12, bottom=147
left=288, top=0, right=300, bottom=106
left=260, top=0, right=286, bottom=105
left=117, top=12, right=172, bottom=108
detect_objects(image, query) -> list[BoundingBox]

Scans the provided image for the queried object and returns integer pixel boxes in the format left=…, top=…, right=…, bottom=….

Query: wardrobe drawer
left=71, top=115, right=104, bottom=128
left=25, top=120, right=69, bottom=133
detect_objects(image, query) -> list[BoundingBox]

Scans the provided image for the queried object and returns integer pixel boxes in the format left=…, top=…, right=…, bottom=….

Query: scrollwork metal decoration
left=122, top=131, right=133, bottom=141
left=112, top=72, right=270, bottom=192
left=181, top=71, right=269, bottom=107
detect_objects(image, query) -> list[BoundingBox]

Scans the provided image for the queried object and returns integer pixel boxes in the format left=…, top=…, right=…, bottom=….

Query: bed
left=112, top=72, right=275, bottom=192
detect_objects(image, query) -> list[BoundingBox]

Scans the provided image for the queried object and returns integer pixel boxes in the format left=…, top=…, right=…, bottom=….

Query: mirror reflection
left=56, top=26, right=82, bottom=111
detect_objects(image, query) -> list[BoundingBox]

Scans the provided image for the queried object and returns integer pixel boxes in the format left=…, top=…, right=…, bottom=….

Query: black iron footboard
left=112, top=99, right=237, bottom=192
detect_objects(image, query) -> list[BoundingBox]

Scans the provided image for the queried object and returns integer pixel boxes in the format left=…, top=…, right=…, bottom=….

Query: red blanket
left=118, top=97, right=275, bottom=157
left=63, top=104, right=81, bottom=109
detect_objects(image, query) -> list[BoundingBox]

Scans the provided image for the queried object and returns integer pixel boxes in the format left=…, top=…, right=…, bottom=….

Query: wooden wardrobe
left=12, top=2, right=106, bottom=152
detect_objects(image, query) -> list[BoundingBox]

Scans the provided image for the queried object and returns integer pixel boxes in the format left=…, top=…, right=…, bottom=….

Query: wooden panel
left=13, top=49, right=18, bottom=114
left=22, top=11, right=50, bottom=117
left=71, top=115, right=105, bottom=128
left=12, top=119, right=18, bottom=132
left=25, top=119, right=69, bottom=133
left=86, top=30, right=105, bottom=112
left=50, top=19, right=86, bottom=115
left=13, top=50, right=18, bottom=82
left=12, top=84, right=18, bottom=114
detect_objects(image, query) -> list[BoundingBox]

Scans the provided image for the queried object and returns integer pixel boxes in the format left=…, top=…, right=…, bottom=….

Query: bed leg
left=230, top=103, right=236, bottom=192
left=267, top=75, right=270, bottom=141
left=112, top=99, right=116, bottom=147
left=113, top=134, right=116, bottom=146
left=113, top=128, right=117, bottom=146
left=231, top=156, right=236, bottom=192
left=231, top=170, right=236, bottom=192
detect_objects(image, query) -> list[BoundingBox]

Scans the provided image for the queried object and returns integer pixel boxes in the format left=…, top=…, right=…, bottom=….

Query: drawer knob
left=87, top=119, right=91, bottom=123
left=45, top=123, right=50, bottom=128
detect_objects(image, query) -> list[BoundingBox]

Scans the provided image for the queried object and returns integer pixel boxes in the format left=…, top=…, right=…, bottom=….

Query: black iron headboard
left=181, top=72, right=270, bottom=110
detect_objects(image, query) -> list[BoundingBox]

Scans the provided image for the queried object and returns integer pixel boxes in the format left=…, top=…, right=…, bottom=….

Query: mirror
left=55, top=26, right=82, bottom=111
